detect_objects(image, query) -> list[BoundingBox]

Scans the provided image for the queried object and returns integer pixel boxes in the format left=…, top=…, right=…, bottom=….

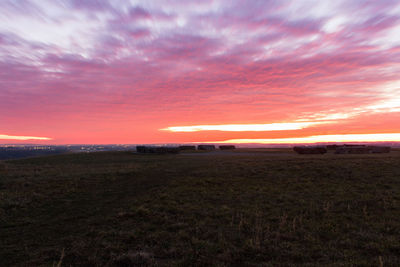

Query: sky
left=1, top=0, right=400, bottom=144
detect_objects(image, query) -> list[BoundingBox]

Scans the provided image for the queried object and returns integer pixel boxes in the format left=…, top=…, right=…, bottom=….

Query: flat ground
left=1, top=149, right=400, bottom=266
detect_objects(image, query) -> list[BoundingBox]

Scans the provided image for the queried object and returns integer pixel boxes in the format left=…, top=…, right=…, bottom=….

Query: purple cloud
left=128, top=6, right=151, bottom=20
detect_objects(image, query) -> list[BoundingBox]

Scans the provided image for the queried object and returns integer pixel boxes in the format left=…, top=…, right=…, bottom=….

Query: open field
left=1, top=149, right=400, bottom=266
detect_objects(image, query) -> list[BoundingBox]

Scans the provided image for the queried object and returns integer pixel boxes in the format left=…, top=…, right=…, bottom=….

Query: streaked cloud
left=0, top=134, right=52, bottom=140
left=209, top=133, right=400, bottom=144
left=162, top=122, right=327, bottom=132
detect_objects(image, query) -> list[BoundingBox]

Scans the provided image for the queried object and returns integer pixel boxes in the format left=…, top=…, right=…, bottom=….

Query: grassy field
left=1, top=149, right=400, bottom=266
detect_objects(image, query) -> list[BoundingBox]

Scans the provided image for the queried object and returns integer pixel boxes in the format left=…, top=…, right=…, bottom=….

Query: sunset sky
left=1, top=0, right=400, bottom=144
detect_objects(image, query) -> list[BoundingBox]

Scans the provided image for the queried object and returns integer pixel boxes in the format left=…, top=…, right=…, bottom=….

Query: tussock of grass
left=1, top=150, right=400, bottom=265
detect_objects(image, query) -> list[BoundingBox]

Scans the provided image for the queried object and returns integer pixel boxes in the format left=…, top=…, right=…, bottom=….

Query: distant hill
left=0, top=148, right=68, bottom=160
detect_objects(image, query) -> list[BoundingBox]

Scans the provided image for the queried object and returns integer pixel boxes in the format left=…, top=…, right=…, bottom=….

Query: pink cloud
left=129, top=28, right=151, bottom=39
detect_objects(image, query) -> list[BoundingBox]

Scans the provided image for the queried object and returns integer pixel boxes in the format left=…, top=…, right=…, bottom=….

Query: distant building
left=328, top=144, right=367, bottom=150
left=293, top=146, right=327, bottom=154
left=136, top=146, right=180, bottom=154
left=335, top=145, right=391, bottom=154
left=370, top=146, right=391, bottom=153
left=327, top=145, right=339, bottom=150
left=219, top=145, right=236, bottom=150
left=197, top=145, right=216, bottom=151
left=335, top=146, right=370, bottom=154
left=179, top=145, right=196, bottom=151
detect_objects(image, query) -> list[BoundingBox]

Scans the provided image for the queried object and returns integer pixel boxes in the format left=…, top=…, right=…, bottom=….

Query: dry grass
left=1, top=150, right=400, bottom=266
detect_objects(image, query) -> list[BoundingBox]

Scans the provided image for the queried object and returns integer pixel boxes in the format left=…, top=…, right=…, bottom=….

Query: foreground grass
left=1, top=150, right=400, bottom=266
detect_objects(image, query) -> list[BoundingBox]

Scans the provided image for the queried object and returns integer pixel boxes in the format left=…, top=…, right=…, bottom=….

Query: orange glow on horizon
left=162, top=122, right=327, bottom=132
left=0, top=134, right=52, bottom=141
left=203, top=133, right=400, bottom=144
